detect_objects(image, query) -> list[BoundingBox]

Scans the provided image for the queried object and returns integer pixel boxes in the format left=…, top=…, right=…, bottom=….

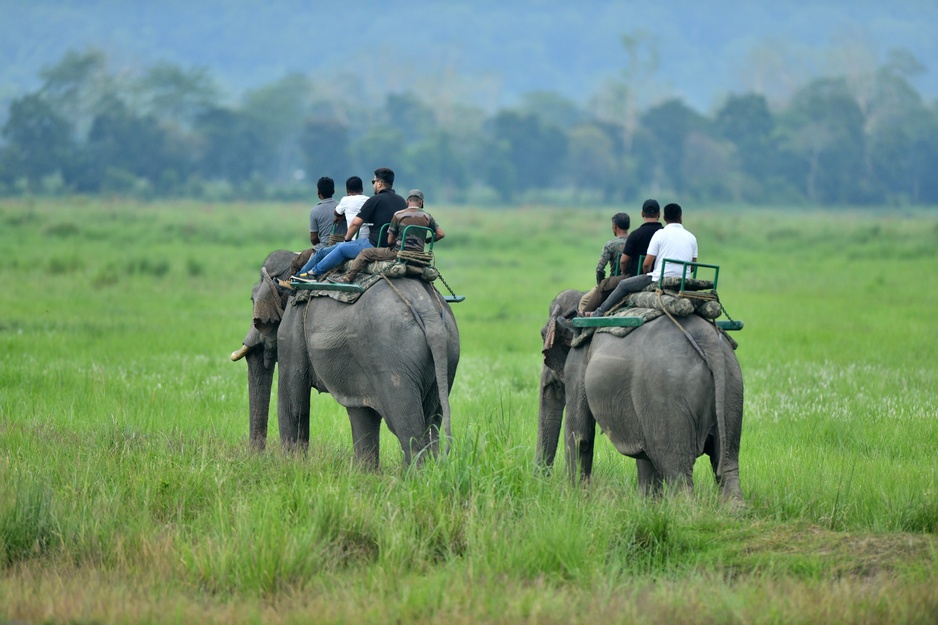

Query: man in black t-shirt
left=620, top=198, right=663, bottom=277
left=301, top=167, right=406, bottom=280
left=579, top=199, right=662, bottom=314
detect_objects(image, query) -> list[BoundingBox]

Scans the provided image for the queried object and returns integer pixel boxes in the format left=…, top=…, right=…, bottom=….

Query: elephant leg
left=707, top=442, right=743, bottom=501
left=637, top=457, right=693, bottom=497
left=276, top=361, right=311, bottom=452
left=347, top=406, right=381, bottom=470
left=563, top=406, right=596, bottom=485
left=636, top=458, right=663, bottom=496
left=564, top=357, right=595, bottom=485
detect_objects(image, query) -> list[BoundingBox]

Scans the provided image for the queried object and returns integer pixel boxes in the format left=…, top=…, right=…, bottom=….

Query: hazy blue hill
left=2, top=0, right=936, bottom=111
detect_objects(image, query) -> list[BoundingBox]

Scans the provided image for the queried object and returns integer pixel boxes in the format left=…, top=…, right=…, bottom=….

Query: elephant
left=237, top=250, right=459, bottom=468
left=537, top=289, right=744, bottom=500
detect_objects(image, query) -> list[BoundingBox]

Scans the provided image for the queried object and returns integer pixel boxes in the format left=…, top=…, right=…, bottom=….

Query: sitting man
left=293, top=167, right=405, bottom=281
left=579, top=199, right=662, bottom=314
left=586, top=202, right=697, bottom=317
left=332, top=189, right=444, bottom=283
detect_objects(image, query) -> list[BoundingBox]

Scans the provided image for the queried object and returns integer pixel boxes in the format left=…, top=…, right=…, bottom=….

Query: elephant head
left=536, top=289, right=584, bottom=470
left=240, top=250, right=300, bottom=450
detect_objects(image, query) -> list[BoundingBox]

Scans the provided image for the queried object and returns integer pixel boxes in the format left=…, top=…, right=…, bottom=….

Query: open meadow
left=1, top=198, right=937, bottom=624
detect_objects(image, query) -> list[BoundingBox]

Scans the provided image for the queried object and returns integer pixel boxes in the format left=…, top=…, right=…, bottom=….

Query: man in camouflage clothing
left=575, top=211, right=630, bottom=314
left=332, top=189, right=445, bottom=283
left=595, top=212, right=631, bottom=285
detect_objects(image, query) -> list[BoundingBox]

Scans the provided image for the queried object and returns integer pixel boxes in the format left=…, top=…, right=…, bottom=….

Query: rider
left=587, top=202, right=697, bottom=317
left=332, top=189, right=444, bottom=284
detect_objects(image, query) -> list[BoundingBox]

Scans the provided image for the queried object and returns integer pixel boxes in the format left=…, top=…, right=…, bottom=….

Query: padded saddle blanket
left=292, top=261, right=439, bottom=305
left=569, top=278, right=727, bottom=348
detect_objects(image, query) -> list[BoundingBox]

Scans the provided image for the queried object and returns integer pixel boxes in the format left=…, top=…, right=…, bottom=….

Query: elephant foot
left=230, top=344, right=251, bottom=361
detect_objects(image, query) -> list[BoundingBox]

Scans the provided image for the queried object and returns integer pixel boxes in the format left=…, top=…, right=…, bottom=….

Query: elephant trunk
left=246, top=347, right=274, bottom=450
left=536, top=365, right=565, bottom=472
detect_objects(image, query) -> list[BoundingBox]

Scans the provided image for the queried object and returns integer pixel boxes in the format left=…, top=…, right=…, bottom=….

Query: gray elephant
left=236, top=250, right=459, bottom=468
left=537, top=289, right=743, bottom=499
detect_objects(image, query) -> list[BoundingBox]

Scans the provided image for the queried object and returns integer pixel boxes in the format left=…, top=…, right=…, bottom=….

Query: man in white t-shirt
left=292, top=176, right=372, bottom=278
left=333, top=175, right=371, bottom=241
left=588, top=203, right=697, bottom=317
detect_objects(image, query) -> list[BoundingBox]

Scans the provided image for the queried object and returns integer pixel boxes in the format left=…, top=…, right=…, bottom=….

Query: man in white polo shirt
left=588, top=202, right=697, bottom=317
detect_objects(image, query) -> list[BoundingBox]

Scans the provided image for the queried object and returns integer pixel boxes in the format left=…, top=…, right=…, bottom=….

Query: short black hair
left=374, top=167, right=395, bottom=186
left=346, top=176, right=363, bottom=194
left=663, top=203, right=682, bottom=222
left=317, top=176, right=335, bottom=198
left=612, top=212, right=630, bottom=231
left=641, top=199, right=660, bottom=216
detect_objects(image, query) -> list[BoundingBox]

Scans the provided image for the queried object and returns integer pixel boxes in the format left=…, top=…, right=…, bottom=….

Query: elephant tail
left=383, top=277, right=455, bottom=452
left=426, top=299, right=453, bottom=450
left=706, top=325, right=730, bottom=478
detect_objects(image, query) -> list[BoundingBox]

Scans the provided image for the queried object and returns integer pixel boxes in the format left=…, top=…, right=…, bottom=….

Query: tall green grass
left=1, top=198, right=937, bottom=623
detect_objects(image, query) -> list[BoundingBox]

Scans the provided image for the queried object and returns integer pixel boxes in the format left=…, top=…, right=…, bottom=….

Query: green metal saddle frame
left=292, top=224, right=464, bottom=303
left=573, top=259, right=743, bottom=331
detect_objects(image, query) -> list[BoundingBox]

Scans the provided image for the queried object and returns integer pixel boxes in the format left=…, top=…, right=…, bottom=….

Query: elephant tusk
left=230, top=344, right=250, bottom=362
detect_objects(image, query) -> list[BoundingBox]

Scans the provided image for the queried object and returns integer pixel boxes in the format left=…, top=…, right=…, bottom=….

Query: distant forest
left=2, top=45, right=937, bottom=205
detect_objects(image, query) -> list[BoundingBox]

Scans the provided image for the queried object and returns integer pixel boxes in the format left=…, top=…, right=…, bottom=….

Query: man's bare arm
left=344, top=216, right=364, bottom=241
left=642, top=254, right=655, bottom=273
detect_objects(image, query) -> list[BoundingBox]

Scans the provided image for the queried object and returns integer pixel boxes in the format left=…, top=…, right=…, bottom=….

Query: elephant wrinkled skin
left=240, top=250, right=459, bottom=468
left=537, top=289, right=744, bottom=499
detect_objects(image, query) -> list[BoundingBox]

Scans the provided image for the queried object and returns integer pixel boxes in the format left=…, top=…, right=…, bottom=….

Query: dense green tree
left=912, top=105, right=938, bottom=203
left=865, top=68, right=930, bottom=203
left=298, top=118, right=350, bottom=182
left=518, top=91, right=588, bottom=130
left=349, top=126, right=405, bottom=179
left=566, top=124, right=618, bottom=201
left=194, top=107, right=264, bottom=183
left=486, top=111, right=567, bottom=198
left=0, top=94, right=75, bottom=186
left=778, top=78, right=866, bottom=203
left=640, top=98, right=708, bottom=194
left=137, top=61, right=219, bottom=127
left=83, top=95, right=178, bottom=192
left=242, top=74, right=317, bottom=181
left=714, top=93, right=777, bottom=200
left=403, top=131, right=468, bottom=202
left=385, top=93, right=437, bottom=142
left=38, top=48, right=114, bottom=139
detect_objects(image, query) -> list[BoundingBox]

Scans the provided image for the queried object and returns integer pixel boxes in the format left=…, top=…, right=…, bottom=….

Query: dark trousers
left=580, top=274, right=628, bottom=313
left=594, top=274, right=653, bottom=315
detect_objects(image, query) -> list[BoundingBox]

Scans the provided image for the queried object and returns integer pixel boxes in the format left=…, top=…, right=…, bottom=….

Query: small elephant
left=238, top=250, right=459, bottom=468
left=537, top=289, right=743, bottom=500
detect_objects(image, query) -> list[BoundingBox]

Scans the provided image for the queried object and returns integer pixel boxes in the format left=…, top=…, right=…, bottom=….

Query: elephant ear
left=253, top=267, right=284, bottom=336
left=541, top=307, right=569, bottom=381
left=541, top=289, right=583, bottom=379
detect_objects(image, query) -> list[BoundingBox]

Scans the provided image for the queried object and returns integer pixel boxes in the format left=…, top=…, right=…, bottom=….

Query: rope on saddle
left=655, top=289, right=708, bottom=364
left=382, top=274, right=427, bottom=333
left=397, top=249, right=434, bottom=266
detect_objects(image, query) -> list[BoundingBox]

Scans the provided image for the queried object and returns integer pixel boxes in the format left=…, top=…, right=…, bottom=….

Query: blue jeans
left=311, top=238, right=373, bottom=277
left=297, top=244, right=337, bottom=275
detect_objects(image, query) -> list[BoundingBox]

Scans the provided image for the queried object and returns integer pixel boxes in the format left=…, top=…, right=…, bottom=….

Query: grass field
left=1, top=198, right=937, bottom=624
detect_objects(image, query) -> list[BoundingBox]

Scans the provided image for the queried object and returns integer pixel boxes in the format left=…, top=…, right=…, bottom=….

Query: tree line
left=2, top=47, right=937, bottom=205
